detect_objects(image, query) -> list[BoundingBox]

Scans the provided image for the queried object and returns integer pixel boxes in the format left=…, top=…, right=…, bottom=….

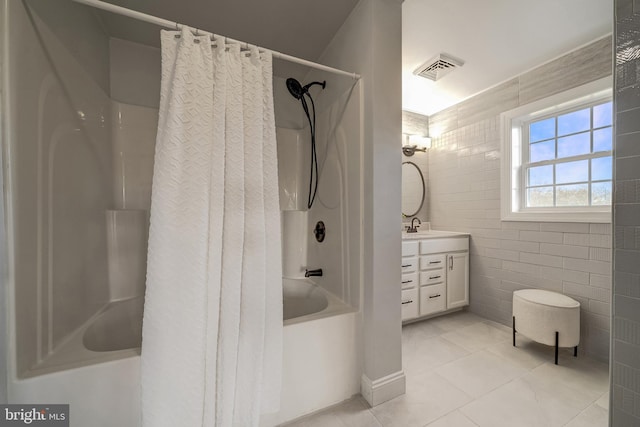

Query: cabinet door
left=446, top=252, right=469, bottom=309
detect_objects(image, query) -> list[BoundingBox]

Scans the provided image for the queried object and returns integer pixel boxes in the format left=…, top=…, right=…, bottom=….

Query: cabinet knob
left=401, top=300, right=414, bottom=305
left=401, top=280, right=413, bottom=284
left=429, top=275, right=441, bottom=280
left=428, top=294, right=441, bottom=299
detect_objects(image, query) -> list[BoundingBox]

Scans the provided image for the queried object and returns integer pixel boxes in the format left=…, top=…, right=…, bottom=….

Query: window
left=501, top=78, right=612, bottom=223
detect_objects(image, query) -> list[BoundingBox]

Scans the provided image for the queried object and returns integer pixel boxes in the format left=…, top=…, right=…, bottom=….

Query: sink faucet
left=406, top=218, right=421, bottom=233
left=305, top=268, right=323, bottom=277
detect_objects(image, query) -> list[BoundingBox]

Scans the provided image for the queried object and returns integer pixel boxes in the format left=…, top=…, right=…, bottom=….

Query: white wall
left=314, top=0, right=404, bottom=406
left=428, top=37, right=613, bottom=361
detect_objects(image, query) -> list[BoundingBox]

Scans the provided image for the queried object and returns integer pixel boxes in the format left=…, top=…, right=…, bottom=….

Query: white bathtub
left=9, top=298, right=143, bottom=427
left=9, top=279, right=359, bottom=427
left=266, top=279, right=360, bottom=425
left=283, top=278, right=353, bottom=324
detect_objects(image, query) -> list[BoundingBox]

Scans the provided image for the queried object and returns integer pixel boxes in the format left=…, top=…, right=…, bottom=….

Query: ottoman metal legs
left=512, top=290, right=580, bottom=366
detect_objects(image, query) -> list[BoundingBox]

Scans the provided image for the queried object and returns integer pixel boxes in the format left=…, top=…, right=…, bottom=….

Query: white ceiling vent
left=413, top=53, right=465, bottom=81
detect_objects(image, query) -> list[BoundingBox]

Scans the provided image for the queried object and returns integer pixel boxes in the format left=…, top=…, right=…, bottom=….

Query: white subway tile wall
left=428, top=36, right=613, bottom=362
left=612, top=1, right=640, bottom=424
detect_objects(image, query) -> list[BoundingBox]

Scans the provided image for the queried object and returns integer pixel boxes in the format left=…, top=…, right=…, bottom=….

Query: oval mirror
left=402, top=161, right=425, bottom=217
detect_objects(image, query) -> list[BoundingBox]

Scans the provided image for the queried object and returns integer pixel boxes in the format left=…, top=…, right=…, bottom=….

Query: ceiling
left=91, top=0, right=360, bottom=78
left=403, top=0, right=613, bottom=116
left=89, top=0, right=612, bottom=116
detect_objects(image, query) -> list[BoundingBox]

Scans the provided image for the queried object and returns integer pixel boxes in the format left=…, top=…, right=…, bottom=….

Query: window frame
left=500, top=77, right=613, bottom=223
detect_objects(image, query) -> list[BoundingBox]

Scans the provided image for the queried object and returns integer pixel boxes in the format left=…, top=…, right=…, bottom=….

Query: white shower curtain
left=141, top=27, right=283, bottom=427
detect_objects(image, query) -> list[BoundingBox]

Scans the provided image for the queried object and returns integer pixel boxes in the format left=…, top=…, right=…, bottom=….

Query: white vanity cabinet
left=400, top=241, right=419, bottom=320
left=401, top=233, right=469, bottom=322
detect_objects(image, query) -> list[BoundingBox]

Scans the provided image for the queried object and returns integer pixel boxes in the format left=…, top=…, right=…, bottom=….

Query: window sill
left=501, top=209, right=611, bottom=223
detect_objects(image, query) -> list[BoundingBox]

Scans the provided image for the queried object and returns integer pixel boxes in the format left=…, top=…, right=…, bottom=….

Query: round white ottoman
left=512, top=289, right=580, bottom=365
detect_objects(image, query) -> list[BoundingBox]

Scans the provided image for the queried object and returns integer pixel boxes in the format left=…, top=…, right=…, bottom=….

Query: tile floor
left=282, top=310, right=609, bottom=427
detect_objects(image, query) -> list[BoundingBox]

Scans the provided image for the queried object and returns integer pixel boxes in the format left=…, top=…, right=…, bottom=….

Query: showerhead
left=286, top=78, right=304, bottom=100
left=286, top=78, right=326, bottom=100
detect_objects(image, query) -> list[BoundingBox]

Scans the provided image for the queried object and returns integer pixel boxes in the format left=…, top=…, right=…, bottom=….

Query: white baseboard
left=360, top=370, right=406, bottom=407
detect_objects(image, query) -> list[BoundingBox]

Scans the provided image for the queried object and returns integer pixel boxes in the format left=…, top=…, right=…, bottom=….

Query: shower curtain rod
left=71, top=0, right=361, bottom=80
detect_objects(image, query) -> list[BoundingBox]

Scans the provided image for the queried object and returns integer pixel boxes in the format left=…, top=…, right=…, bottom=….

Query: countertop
left=401, top=230, right=470, bottom=240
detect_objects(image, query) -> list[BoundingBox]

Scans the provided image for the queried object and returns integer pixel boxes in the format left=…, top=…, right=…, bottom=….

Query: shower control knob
left=314, top=221, right=326, bottom=243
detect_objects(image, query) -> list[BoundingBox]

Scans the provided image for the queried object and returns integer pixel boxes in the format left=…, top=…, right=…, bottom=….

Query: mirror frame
left=402, top=161, right=425, bottom=218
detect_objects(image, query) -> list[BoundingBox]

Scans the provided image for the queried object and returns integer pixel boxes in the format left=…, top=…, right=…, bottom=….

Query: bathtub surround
left=277, top=128, right=310, bottom=212
left=111, top=101, right=158, bottom=210
left=611, top=1, right=640, bottom=425
left=6, top=0, right=113, bottom=377
left=105, top=210, right=147, bottom=301
left=3, top=1, right=153, bottom=423
left=141, top=27, right=282, bottom=425
left=109, top=66, right=159, bottom=311
left=110, top=38, right=161, bottom=108
left=280, top=211, right=309, bottom=278
left=277, top=77, right=362, bottom=303
left=428, top=36, right=613, bottom=361
left=306, top=83, right=362, bottom=305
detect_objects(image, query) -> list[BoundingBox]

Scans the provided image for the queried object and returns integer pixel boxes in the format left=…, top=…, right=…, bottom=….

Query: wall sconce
left=402, top=134, right=431, bottom=156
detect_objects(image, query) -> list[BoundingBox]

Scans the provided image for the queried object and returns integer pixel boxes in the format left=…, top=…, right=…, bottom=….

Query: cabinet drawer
left=401, top=256, right=418, bottom=273
left=401, top=288, right=419, bottom=321
left=420, top=269, right=445, bottom=286
left=420, top=254, right=446, bottom=270
left=401, top=272, right=418, bottom=289
left=419, top=284, right=446, bottom=316
left=402, top=241, right=419, bottom=257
